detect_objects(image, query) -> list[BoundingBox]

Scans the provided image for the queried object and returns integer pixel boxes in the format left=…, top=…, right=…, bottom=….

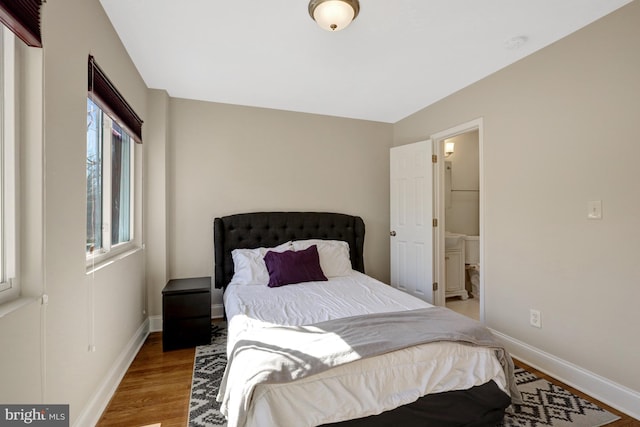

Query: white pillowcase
left=291, top=239, right=352, bottom=277
left=231, top=241, right=292, bottom=285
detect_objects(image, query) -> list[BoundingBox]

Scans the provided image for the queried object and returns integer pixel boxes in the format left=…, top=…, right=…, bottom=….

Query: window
left=86, top=56, right=142, bottom=264
left=86, top=98, right=134, bottom=258
left=0, top=25, right=18, bottom=304
left=0, top=0, right=43, bottom=307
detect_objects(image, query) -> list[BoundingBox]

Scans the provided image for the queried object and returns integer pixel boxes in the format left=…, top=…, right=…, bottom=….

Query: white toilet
left=464, top=236, right=480, bottom=298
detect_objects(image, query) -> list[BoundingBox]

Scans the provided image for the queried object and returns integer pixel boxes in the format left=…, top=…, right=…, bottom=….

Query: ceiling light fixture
left=308, top=0, right=360, bottom=32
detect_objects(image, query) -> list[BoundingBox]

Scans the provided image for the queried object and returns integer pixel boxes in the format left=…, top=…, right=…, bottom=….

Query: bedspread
left=217, top=307, right=521, bottom=427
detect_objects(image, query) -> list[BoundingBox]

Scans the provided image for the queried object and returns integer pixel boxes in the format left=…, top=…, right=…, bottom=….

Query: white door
left=390, top=140, right=434, bottom=304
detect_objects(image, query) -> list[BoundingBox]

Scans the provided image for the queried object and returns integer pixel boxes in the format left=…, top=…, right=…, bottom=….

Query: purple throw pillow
left=263, top=245, right=328, bottom=288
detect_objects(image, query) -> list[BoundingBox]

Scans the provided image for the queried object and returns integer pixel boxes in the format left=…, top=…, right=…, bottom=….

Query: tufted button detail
left=217, top=213, right=365, bottom=287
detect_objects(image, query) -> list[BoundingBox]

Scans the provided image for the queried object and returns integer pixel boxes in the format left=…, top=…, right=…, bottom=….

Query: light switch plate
left=587, top=200, right=602, bottom=220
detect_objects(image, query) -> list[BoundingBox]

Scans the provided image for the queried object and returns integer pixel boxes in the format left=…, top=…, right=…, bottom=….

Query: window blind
left=0, top=0, right=43, bottom=47
left=88, top=55, right=143, bottom=143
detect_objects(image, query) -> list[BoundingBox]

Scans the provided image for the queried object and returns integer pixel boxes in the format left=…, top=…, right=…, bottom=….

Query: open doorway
left=432, top=120, right=484, bottom=322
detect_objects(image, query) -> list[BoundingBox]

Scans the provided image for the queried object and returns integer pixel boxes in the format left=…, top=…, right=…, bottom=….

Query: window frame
left=0, top=26, right=19, bottom=304
left=86, top=98, right=136, bottom=266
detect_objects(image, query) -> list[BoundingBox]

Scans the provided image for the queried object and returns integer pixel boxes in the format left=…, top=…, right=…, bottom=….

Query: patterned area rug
left=188, top=325, right=620, bottom=427
left=188, top=323, right=227, bottom=427
left=499, top=368, right=620, bottom=427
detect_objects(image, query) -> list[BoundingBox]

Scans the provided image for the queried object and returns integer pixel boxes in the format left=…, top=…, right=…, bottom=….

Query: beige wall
left=156, top=99, right=393, bottom=311
left=145, top=89, right=171, bottom=317
left=0, top=0, right=148, bottom=424
left=395, top=1, right=640, bottom=393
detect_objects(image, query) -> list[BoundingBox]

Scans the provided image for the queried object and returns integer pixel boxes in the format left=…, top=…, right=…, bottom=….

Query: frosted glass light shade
left=445, top=141, right=455, bottom=157
left=309, top=0, right=360, bottom=32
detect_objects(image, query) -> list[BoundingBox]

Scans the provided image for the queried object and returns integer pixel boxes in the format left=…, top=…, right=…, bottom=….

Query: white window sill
left=86, top=246, right=143, bottom=275
left=0, top=296, right=40, bottom=318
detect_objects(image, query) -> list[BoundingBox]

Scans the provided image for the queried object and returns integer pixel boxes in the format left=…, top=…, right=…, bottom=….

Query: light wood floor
left=97, top=330, right=639, bottom=427
left=97, top=332, right=194, bottom=427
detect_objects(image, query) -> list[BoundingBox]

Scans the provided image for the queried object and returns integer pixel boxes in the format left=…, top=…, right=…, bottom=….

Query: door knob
left=390, top=231, right=396, bottom=236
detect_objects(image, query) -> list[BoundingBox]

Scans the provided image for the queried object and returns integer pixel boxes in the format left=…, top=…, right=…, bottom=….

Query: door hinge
left=432, top=154, right=437, bottom=163
left=433, top=218, right=438, bottom=227
left=433, top=282, right=438, bottom=291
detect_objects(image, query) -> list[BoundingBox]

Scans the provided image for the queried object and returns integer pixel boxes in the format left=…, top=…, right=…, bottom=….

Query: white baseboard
left=74, top=318, right=150, bottom=427
left=492, top=329, right=640, bottom=420
left=212, top=303, right=224, bottom=319
left=149, top=314, right=162, bottom=332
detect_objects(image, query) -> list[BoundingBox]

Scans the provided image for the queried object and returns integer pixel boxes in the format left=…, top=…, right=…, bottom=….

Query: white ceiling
left=99, top=0, right=631, bottom=123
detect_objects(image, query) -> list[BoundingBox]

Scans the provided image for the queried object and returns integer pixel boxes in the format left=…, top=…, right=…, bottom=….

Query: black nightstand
left=162, top=277, right=212, bottom=351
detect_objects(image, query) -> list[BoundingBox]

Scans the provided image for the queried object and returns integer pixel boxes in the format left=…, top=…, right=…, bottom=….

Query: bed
left=213, top=212, right=520, bottom=427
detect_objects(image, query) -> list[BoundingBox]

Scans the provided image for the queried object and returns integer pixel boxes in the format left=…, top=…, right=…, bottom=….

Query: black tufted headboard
left=214, top=212, right=365, bottom=289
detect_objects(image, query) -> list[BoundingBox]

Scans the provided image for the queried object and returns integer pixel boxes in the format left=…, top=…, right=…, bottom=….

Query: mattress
left=221, top=271, right=507, bottom=427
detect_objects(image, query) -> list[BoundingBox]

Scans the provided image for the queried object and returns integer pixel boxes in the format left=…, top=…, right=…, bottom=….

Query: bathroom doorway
left=432, top=120, right=483, bottom=322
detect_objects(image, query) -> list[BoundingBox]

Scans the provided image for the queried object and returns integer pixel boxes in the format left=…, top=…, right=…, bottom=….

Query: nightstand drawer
left=163, top=292, right=210, bottom=319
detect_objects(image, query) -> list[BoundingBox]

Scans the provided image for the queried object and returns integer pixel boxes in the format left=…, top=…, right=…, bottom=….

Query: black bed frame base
left=321, top=380, right=510, bottom=427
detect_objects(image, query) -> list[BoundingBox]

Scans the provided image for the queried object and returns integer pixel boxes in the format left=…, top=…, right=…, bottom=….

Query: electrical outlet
left=529, top=309, right=542, bottom=328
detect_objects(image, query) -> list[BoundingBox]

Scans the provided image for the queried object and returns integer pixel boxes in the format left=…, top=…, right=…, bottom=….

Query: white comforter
left=220, top=271, right=507, bottom=427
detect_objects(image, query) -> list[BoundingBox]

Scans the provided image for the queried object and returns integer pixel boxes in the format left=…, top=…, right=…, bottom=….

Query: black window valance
left=88, top=55, right=143, bottom=143
left=0, top=0, right=43, bottom=47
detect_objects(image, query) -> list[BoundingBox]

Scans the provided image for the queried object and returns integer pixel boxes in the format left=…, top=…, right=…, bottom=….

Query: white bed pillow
left=231, top=241, right=292, bottom=285
left=291, top=239, right=352, bottom=277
